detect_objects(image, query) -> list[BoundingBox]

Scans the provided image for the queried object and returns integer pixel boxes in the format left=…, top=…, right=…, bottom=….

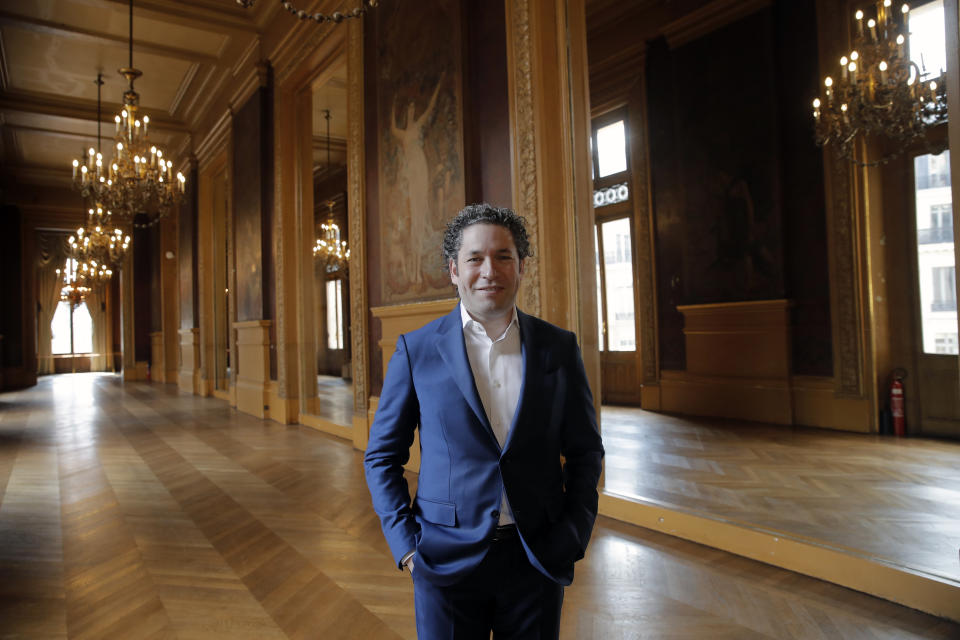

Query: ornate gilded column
left=504, top=0, right=600, bottom=401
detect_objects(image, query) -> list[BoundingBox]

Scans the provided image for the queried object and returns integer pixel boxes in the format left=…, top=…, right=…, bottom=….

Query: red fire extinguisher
left=890, top=368, right=907, bottom=437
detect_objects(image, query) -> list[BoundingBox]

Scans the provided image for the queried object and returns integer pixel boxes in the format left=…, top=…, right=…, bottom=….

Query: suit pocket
left=415, top=497, right=457, bottom=527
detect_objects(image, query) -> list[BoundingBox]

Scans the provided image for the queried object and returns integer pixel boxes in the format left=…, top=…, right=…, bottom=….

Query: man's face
left=449, top=223, right=524, bottom=327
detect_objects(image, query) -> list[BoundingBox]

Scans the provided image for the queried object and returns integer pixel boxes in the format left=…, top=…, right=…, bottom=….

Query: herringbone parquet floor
left=1, top=373, right=958, bottom=639
left=602, top=406, right=960, bottom=584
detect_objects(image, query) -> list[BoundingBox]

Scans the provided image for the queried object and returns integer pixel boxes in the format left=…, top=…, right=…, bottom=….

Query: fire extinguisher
left=890, top=368, right=907, bottom=437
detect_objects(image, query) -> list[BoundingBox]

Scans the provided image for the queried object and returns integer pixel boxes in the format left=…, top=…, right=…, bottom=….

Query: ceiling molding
left=232, top=35, right=262, bottom=79
left=0, top=10, right=219, bottom=66
left=193, top=108, right=231, bottom=171
left=169, top=62, right=201, bottom=117
left=4, top=122, right=100, bottom=145
left=0, top=90, right=190, bottom=133
left=2, top=163, right=73, bottom=188
left=662, top=0, right=772, bottom=49
left=75, top=0, right=258, bottom=36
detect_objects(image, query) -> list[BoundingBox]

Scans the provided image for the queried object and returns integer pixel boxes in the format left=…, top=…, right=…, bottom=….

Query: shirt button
left=494, top=381, right=501, bottom=388
left=491, top=510, right=500, bottom=519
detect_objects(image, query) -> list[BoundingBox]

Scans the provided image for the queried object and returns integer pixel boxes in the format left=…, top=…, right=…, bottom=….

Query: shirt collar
left=460, top=304, right=519, bottom=338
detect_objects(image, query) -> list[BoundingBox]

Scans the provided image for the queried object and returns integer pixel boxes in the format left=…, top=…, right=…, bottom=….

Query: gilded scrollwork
left=347, top=20, right=369, bottom=414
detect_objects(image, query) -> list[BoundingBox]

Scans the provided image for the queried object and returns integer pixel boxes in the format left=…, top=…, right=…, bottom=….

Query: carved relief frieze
left=509, top=0, right=541, bottom=317
left=829, top=153, right=862, bottom=395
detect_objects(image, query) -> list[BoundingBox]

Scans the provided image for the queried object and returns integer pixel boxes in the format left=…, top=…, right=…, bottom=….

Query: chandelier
left=72, top=0, right=185, bottom=227
left=811, top=0, right=947, bottom=165
left=313, top=109, right=350, bottom=274
left=56, top=258, right=91, bottom=307
left=235, top=0, right=378, bottom=24
left=67, top=204, right=131, bottom=285
left=68, top=74, right=132, bottom=283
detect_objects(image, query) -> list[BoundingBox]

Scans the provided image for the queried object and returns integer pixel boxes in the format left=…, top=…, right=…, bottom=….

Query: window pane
left=914, top=150, right=956, bottom=354
left=72, top=302, right=93, bottom=354
left=595, top=228, right=604, bottom=352
left=51, top=302, right=72, bottom=355
left=596, top=120, right=627, bottom=178
left=601, top=218, right=636, bottom=351
left=326, top=280, right=343, bottom=350
left=908, top=1, right=947, bottom=79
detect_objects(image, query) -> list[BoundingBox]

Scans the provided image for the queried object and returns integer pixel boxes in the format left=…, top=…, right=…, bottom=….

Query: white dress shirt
left=460, top=304, right=523, bottom=526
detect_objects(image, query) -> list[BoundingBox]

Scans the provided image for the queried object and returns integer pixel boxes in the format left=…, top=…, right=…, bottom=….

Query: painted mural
left=376, top=0, right=465, bottom=303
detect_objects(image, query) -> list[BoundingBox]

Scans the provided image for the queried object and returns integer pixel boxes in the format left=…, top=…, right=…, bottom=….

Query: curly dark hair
left=441, top=203, right=532, bottom=267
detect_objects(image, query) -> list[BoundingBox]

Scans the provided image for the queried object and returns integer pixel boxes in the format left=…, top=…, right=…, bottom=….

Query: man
left=364, top=203, right=604, bottom=639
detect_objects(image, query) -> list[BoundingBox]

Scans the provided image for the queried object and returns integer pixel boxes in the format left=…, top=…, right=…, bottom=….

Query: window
left=51, top=300, right=93, bottom=355
left=914, top=150, right=956, bottom=354
left=931, top=204, right=953, bottom=228
left=590, top=115, right=630, bottom=208
left=932, top=266, right=956, bottom=311
left=595, top=121, right=627, bottom=178
left=934, top=333, right=958, bottom=354
left=598, top=218, right=636, bottom=351
left=326, top=279, right=344, bottom=350
left=908, top=1, right=947, bottom=82
left=591, top=110, right=637, bottom=352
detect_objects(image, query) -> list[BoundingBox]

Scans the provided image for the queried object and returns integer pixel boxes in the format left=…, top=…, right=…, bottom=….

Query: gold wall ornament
left=812, top=1, right=947, bottom=166
left=236, top=0, right=378, bottom=24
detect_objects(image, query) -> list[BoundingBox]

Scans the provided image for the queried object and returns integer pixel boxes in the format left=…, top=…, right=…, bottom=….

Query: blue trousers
left=412, top=535, right=564, bottom=639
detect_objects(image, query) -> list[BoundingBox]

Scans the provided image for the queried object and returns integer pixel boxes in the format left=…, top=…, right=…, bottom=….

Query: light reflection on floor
left=316, top=375, right=352, bottom=427
left=599, top=404, right=960, bottom=582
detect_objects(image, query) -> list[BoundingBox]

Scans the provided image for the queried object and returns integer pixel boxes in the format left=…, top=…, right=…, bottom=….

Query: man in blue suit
left=364, top=204, right=604, bottom=638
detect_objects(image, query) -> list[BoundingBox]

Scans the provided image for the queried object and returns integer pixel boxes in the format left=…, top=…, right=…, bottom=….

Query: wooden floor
left=1, top=374, right=958, bottom=639
left=602, top=407, right=960, bottom=584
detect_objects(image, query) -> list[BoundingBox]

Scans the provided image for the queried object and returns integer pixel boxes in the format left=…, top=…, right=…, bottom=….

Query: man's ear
left=518, top=258, right=525, bottom=277
left=448, top=258, right=458, bottom=284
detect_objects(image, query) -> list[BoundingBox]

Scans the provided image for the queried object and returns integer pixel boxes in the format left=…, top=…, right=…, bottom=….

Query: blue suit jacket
left=364, top=305, right=604, bottom=587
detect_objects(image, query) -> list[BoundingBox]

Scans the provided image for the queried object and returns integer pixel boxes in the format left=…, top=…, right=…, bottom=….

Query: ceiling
left=0, top=0, right=348, bottom=195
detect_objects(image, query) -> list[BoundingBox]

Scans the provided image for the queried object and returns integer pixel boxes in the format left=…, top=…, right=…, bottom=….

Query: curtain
left=36, top=233, right=68, bottom=375
left=85, top=285, right=108, bottom=371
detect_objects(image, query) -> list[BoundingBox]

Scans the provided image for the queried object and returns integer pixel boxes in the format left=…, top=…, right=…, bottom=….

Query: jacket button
left=491, top=510, right=500, bottom=519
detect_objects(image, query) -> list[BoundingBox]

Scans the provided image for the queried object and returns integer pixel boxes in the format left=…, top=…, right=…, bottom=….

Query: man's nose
left=480, top=257, right=494, bottom=277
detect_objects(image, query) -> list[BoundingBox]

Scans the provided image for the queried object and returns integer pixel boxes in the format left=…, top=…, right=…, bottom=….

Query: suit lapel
left=435, top=305, right=496, bottom=442
left=503, top=310, right=550, bottom=453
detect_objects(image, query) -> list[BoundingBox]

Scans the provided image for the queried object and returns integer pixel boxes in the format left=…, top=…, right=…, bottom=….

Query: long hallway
left=1, top=374, right=957, bottom=639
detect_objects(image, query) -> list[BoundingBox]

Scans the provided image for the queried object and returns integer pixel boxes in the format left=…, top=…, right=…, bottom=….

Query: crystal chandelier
left=72, top=0, right=185, bottom=227
left=811, top=0, right=947, bottom=165
left=68, top=74, right=132, bottom=283
left=235, top=0, right=378, bottom=24
left=56, top=258, right=91, bottom=307
left=67, top=204, right=131, bottom=285
left=314, top=201, right=351, bottom=273
left=313, top=109, right=350, bottom=274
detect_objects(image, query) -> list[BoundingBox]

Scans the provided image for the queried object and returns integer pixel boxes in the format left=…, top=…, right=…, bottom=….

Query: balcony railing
left=918, top=226, right=954, bottom=244
left=932, top=300, right=958, bottom=312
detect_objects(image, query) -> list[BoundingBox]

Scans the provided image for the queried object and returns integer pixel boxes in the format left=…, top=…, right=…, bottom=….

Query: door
left=911, top=148, right=960, bottom=435
left=591, top=110, right=641, bottom=404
